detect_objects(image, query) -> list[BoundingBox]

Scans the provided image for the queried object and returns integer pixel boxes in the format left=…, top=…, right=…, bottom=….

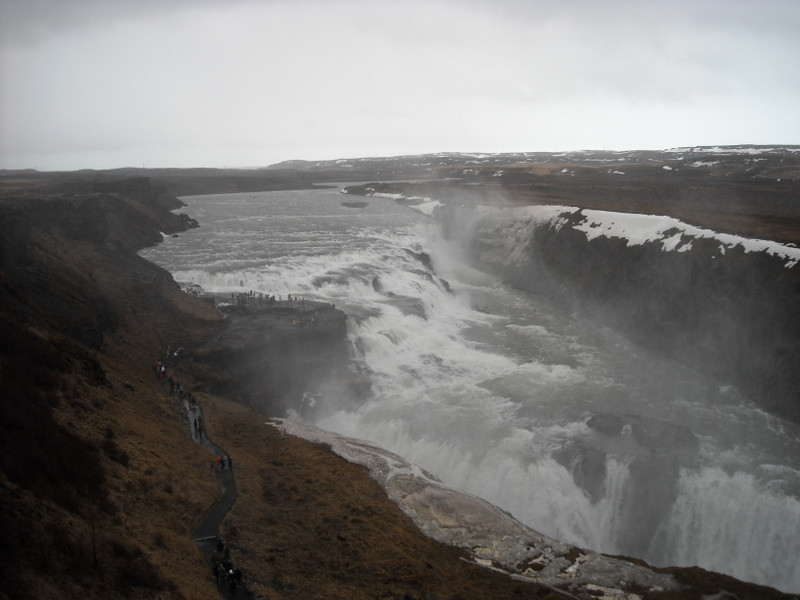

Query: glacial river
left=141, top=186, right=800, bottom=593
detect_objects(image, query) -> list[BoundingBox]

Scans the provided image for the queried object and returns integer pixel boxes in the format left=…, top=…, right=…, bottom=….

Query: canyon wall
left=439, top=204, right=800, bottom=422
left=190, top=301, right=367, bottom=417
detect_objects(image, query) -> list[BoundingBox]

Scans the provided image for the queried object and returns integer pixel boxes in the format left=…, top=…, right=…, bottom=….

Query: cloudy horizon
left=1, top=0, right=799, bottom=171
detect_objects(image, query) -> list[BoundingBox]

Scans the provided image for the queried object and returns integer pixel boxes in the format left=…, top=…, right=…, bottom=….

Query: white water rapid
left=141, top=187, right=800, bottom=593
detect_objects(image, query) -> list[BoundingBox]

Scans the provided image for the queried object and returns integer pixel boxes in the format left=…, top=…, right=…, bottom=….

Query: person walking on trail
left=227, top=568, right=239, bottom=593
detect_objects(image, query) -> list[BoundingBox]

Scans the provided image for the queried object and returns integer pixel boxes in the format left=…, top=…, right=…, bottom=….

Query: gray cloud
left=2, top=0, right=799, bottom=170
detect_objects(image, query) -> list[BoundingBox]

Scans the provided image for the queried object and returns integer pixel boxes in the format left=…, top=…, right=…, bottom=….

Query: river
left=140, top=186, right=800, bottom=593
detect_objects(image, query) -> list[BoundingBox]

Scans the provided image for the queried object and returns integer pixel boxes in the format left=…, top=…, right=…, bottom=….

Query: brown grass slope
left=0, top=179, right=227, bottom=599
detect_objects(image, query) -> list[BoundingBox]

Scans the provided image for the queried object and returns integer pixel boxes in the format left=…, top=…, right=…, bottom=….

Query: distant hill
left=268, top=145, right=800, bottom=183
left=329, top=146, right=800, bottom=245
left=5, top=145, right=799, bottom=243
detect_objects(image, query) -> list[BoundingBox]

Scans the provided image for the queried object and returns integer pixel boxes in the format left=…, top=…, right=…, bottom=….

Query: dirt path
left=184, top=400, right=248, bottom=598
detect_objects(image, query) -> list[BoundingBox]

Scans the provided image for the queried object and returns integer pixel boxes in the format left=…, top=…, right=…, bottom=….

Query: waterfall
left=652, top=467, right=800, bottom=592
left=141, top=189, right=800, bottom=593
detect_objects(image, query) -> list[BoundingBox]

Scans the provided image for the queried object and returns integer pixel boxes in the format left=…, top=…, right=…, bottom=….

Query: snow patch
left=505, top=206, right=800, bottom=268
left=666, top=145, right=800, bottom=155
left=576, top=210, right=800, bottom=266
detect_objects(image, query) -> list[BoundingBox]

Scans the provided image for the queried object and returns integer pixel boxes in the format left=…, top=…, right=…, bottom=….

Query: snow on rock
left=509, top=205, right=800, bottom=268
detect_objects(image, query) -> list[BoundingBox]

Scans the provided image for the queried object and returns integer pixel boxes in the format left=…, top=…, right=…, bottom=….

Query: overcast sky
left=1, top=0, right=798, bottom=171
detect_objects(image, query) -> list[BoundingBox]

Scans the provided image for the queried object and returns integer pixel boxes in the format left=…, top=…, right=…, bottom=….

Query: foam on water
left=654, top=467, right=800, bottom=592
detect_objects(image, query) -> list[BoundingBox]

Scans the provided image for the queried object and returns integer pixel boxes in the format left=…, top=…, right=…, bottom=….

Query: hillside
left=0, top=183, right=220, bottom=598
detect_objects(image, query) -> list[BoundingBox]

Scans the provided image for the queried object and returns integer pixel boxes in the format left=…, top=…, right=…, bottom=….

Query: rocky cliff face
left=441, top=204, right=800, bottom=422
left=190, top=301, right=369, bottom=417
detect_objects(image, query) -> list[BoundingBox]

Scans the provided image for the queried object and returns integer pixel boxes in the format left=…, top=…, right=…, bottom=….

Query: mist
left=140, top=185, right=800, bottom=592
